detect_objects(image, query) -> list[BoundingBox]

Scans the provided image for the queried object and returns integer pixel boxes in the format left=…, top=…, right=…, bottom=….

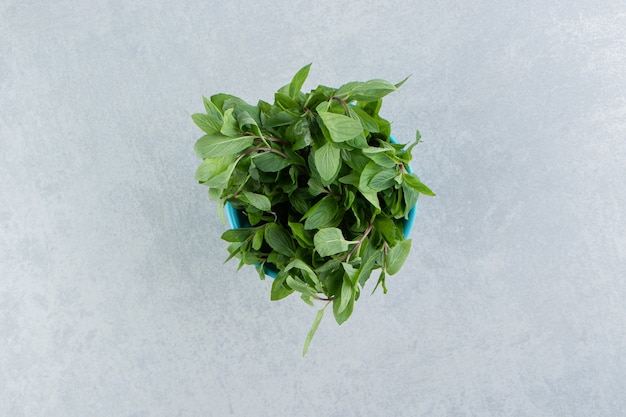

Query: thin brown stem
left=344, top=222, right=373, bottom=262
left=241, top=147, right=289, bottom=159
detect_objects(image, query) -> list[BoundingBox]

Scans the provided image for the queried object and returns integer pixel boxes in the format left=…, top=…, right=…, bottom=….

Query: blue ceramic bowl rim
left=225, top=133, right=418, bottom=278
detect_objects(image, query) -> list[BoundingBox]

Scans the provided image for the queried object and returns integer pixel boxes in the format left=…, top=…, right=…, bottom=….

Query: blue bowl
left=225, top=133, right=418, bottom=278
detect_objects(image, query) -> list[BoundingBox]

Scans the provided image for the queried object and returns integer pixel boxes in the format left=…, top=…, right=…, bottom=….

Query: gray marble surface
left=1, top=0, right=625, bottom=415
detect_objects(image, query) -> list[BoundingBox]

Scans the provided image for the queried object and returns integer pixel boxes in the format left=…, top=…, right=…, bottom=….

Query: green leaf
left=242, top=191, right=272, bottom=211
left=253, top=152, right=291, bottom=172
left=337, top=276, right=353, bottom=314
left=271, top=272, right=294, bottom=300
left=318, top=112, right=363, bottom=143
left=195, top=154, right=237, bottom=188
left=369, top=168, right=398, bottom=191
left=288, top=221, right=314, bottom=247
left=349, top=107, right=379, bottom=132
left=394, top=75, right=411, bottom=89
left=386, top=239, right=411, bottom=275
left=303, top=306, right=325, bottom=356
left=285, top=259, right=322, bottom=291
left=289, top=63, right=312, bottom=99
left=221, top=228, right=255, bottom=243
left=332, top=278, right=355, bottom=325
left=359, top=160, right=394, bottom=193
left=291, top=118, right=312, bottom=150
left=264, top=223, right=296, bottom=256
left=220, top=108, right=240, bottom=136
left=286, top=275, right=316, bottom=296
left=314, top=228, right=352, bottom=257
left=402, top=183, right=419, bottom=218
left=252, top=228, right=264, bottom=250
left=341, top=262, right=359, bottom=285
left=192, top=113, right=221, bottom=134
left=360, top=190, right=381, bottom=210
left=275, top=93, right=301, bottom=111
left=350, top=79, right=397, bottom=101
left=403, top=173, right=435, bottom=196
left=236, top=110, right=262, bottom=137
left=314, top=143, right=341, bottom=184
left=362, top=148, right=396, bottom=168
left=194, top=134, right=253, bottom=158
left=203, top=96, right=224, bottom=119
left=374, top=216, right=400, bottom=245
left=302, top=196, right=339, bottom=230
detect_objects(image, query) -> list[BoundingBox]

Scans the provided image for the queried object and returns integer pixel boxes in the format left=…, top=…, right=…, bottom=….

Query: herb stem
left=331, top=96, right=350, bottom=113
left=344, top=222, right=373, bottom=262
left=241, top=147, right=289, bottom=159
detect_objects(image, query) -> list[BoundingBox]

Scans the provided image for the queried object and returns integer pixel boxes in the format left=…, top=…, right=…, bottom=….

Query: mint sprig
left=193, top=64, right=434, bottom=355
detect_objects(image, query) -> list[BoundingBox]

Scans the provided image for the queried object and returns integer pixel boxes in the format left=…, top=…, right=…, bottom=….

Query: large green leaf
left=386, top=239, right=411, bottom=275
left=302, top=196, right=339, bottom=230
left=271, top=272, right=294, bottom=300
left=241, top=191, right=272, bottom=211
left=194, top=134, right=253, bottom=158
left=314, top=143, right=341, bottom=184
left=313, top=228, right=352, bottom=257
left=403, top=173, right=435, bottom=196
left=264, top=223, right=296, bottom=257
left=194, top=154, right=237, bottom=188
left=289, top=63, right=312, bottom=99
left=349, top=79, right=397, bottom=101
left=318, top=112, right=363, bottom=143
left=303, top=306, right=325, bottom=356
left=192, top=113, right=221, bottom=134
left=220, top=108, right=240, bottom=136
left=253, top=152, right=291, bottom=172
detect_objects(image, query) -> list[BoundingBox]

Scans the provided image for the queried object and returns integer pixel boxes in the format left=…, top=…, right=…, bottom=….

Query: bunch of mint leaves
left=193, top=64, right=434, bottom=355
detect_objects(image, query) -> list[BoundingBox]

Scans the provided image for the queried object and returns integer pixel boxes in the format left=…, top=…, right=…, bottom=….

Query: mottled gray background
left=1, top=0, right=625, bottom=416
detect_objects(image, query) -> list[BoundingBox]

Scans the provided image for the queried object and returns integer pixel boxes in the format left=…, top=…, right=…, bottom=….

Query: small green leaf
left=394, top=75, right=411, bottom=89
left=192, top=113, right=221, bottom=134
left=237, top=110, right=262, bottom=137
left=332, top=279, right=355, bottom=325
left=220, top=108, right=240, bottom=136
left=291, top=119, right=312, bottom=150
left=341, top=262, right=359, bottom=285
left=318, top=112, right=363, bottom=143
left=286, top=275, right=316, bottom=296
left=288, top=221, right=314, bottom=247
left=253, top=152, right=291, bottom=172
left=194, top=134, right=253, bottom=158
left=302, top=196, right=339, bottom=230
left=402, top=183, right=419, bottom=218
left=271, top=272, right=294, bottom=300
left=221, top=228, right=255, bottom=243
left=303, top=306, right=325, bottom=356
left=314, top=143, right=341, bottom=184
left=360, top=190, right=381, bottom=210
left=203, top=96, right=224, bottom=119
left=403, top=173, right=435, bottom=196
left=350, top=79, right=397, bottom=101
left=264, top=223, right=296, bottom=256
left=275, top=93, right=301, bottom=111
left=252, top=228, right=264, bottom=250
left=349, top=107, right=379, bottom=132
left=289, top=63, right=312, bottom=99
left=314, top=228, right=351, bottom=257
left=386, top=239, right=411, bottom=275
left=285, top=259, right=322, bottom=291
left=242, top=191, right=272, bottom=212
left=337, top=276, right=353, bottom=314
left=369, top=169, right=398, bottom=191
left=195, top=154, right=237, bottom=188
left=374, top=216, right=400, bottom=245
